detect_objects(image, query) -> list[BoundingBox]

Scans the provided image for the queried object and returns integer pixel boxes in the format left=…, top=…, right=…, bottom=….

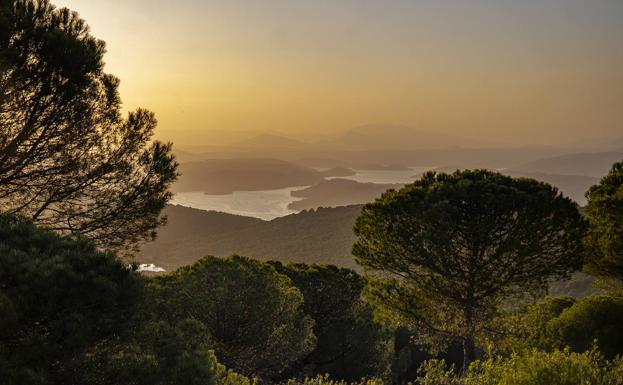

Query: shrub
left=547, top=295, right=623, bottom=358
left=281, top=374, right=385, bottom=385
left=417, top=349, right=623, bottom=385
left=487, top=296, right=576, bottom=354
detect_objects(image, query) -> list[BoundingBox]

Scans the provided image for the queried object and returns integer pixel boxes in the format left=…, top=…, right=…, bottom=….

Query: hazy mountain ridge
left=320, top=124, right=496, bottom=150
left=173, top=124, right=612, bottom=169
left=172, top=158, right=324, bottom=194
left=511, top=152, right=623, bottom=178
left=504, top=171, right=598, bottom=206
left=174, top=146, right=586, bottom=171
left=232, top=133, right=310, bottom=150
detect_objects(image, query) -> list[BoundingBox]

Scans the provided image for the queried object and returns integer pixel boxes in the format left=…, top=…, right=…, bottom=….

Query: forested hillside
left=138, top=204, right=362, bottom=270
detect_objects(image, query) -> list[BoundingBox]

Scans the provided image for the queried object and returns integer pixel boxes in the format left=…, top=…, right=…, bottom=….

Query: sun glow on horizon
left=52, top=0, right=623, bottom=147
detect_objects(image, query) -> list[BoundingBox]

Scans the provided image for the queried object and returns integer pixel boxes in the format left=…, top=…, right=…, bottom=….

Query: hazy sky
left=53, top=0, right=622, bottom=147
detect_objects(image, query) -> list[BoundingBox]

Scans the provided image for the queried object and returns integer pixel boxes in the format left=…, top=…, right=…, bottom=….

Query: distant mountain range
left=510, top=151, right=623, bottom=178
left=169, top=150, right=621, bottom=207
left=317, top=124, right=494, bottom=150
left=232, top=133, right=310, bottom=150
left=220, top=124, right=496, bottom=152
left=503, top=171, right=598, bottom=206
left=172, top=123, right=622, bottom=172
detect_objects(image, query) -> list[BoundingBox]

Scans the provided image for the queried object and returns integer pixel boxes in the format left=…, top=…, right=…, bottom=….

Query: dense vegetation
left=1, top=1, right=623, bottom=385
left=138, top=204, right=362, bottom=270
left=585, top=160, right=623, bottom=294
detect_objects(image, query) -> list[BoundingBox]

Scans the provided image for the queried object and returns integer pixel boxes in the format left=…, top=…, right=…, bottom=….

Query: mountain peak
left=233, top=133, right=308, bottom=149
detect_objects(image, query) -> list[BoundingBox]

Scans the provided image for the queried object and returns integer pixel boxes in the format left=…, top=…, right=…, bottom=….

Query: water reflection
left=171, top=186, right=306, bottom=221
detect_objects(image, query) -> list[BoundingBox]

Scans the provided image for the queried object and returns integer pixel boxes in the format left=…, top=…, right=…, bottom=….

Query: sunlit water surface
left=170, top=186, right=307, bottom=221
left=171, top=167, right=435, bottom=221
left=329, top=166, right=434, bottom=184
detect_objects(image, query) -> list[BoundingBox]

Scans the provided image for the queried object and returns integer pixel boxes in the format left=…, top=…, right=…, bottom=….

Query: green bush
left=488, top=296, right=576, bottom=354
left=281, top=374, right=385, bottom=385
left=417, top=349, right=623, bottom=385
left=547, top=295, right=623, bottom=358
left=215, top=364, right=258, bottom=385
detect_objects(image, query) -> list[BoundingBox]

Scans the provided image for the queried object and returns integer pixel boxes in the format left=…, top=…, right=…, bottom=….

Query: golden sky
left=53, top=0, right=622, bottom=147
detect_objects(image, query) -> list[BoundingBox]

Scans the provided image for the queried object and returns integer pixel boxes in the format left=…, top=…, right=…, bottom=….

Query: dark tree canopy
left=270, top=262, right=391, bottom=381
left=352, top=170, right=586, bottom=370
left=585, top=160, right=623, bottom=292
left=80, top=319, right=220, bottom=385
left=0, top=215, right=143, bottom=384
left=152, top=255, right=316, bottom=381
left=0, top=0, right=178, bottom=251
left=0, top=216, right=254, bottom=385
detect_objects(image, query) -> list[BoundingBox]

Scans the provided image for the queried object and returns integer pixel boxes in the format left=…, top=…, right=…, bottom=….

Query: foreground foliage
left=271, top=262, right=392, bottom=381
left=547, top=295, right=623, bottom=358
left=281, top=375, right=384, bottom=385
left=490, top=295, right=623, bottom=359
left=0, top=215, right=142, bottom=384
left=152, top=255, right=316, bottom=380
left=80, top=320, right=219, bottom=385
left=419, top=348, right=623, bottom=385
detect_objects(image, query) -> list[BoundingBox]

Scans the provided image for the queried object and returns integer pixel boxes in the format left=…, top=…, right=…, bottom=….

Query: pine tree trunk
left=461, top=305, right=476, bottom=375
left=461, top=334, right=476, bottom=375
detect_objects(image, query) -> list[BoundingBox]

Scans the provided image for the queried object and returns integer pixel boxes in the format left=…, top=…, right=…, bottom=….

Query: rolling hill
left=137, top=204, right=363, bottom=270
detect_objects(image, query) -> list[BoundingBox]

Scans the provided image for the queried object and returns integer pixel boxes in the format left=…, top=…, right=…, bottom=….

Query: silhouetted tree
left=0, top=0, right=178, bottom=251
left=152, top=255, right=316, bottom=380
left=352, top=170, right=586, bottom=371
left=585, top=160, right=623, bottom=293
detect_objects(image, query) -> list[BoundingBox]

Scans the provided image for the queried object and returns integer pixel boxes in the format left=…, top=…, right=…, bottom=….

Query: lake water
left=170, top=186, right=306, bottom=221
left=172, top=167, right=434, bottom=220
left=329, top=166, right=435, bottom=184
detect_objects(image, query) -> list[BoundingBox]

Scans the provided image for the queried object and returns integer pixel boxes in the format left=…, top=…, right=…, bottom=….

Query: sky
left=53, top=0, right=623, bottom=147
